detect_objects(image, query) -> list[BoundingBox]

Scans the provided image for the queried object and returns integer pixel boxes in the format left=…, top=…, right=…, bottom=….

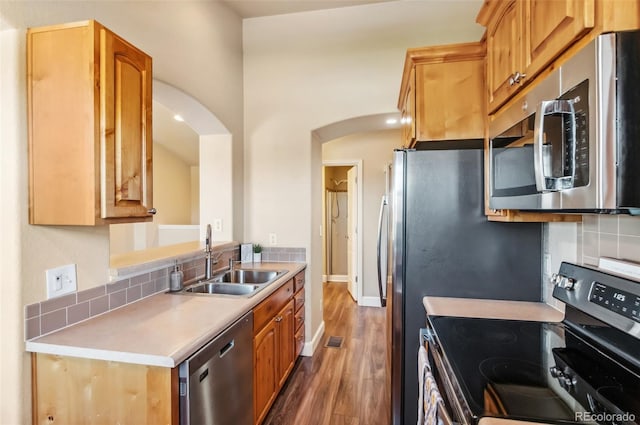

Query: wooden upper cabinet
left=398, top=42, right=485, bottom=147
left=479, top=0, right=594, bottom=113
left=400, top=68, right=416, bottom=148
left=28, top=20, right=153, bottom=225
left=485, top=0, right=522, bottom=110
left=526, top=0, right=594, bottom=84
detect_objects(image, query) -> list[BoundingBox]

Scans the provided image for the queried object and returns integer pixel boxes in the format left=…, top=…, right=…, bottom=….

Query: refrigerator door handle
left=377, top=195, right=388, bottom=307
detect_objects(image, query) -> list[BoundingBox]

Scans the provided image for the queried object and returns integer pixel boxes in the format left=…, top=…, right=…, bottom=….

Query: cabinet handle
left=509, top=72, right=527, bottom=86
left=275, top=316, right=283, bottom=322
left=148, top=208, right=157, bottom=215
left=513, top=71, right=527, bottom=84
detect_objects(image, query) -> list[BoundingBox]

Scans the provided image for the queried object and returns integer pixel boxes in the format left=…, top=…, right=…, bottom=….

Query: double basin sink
left=178, top=269, right=287, bottom=297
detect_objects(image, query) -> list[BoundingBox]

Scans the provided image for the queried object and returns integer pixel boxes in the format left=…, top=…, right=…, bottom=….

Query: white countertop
left=423, top=296, right=564, bottom=322
left=26, top=262, right=306, bottom=368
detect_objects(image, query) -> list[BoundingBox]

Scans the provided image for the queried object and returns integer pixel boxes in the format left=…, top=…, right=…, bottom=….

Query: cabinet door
left=401, top=68, right=416, bottom=147
left=415, top=59, right=484, bottom=141
left=525, top=0, right=594, bottom=82
left=254, top=321, right=278, bottom=425
left=276, top=300, right=296, bottom=389
left=487, top=0, right=522, bottom=111
left=101, top=28, right=153, bottom=219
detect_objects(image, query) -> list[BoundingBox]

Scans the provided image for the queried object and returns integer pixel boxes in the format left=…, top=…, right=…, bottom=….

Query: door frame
left=322, top=160, right=364, bottom=304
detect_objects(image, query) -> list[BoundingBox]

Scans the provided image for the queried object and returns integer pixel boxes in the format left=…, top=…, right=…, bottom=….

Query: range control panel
left=552, top=262, right=640, bottom=339
left=590, top=282, right=640, bottom=323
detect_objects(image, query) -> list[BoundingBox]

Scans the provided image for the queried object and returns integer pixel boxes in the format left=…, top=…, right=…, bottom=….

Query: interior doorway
left=323, top=161, right=362, bottom=303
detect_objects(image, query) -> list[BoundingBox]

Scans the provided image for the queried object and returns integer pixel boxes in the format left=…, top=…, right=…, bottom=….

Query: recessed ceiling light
left=173, top=114, right=185, bottom=122
left=386, top=118, right=398, bottom=125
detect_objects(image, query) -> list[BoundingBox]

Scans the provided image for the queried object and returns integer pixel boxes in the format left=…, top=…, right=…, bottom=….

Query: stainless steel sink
left=177, top=269, right=287, bottom=297
left=216, top=269, right=285, bottom=284
left=183, top=282, right=262, bottom=296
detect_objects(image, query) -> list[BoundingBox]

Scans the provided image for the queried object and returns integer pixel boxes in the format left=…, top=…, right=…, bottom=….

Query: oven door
left=421, top=327, right=470, bottom=425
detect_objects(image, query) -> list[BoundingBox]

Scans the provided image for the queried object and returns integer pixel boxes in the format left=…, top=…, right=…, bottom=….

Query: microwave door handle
left=533, top=100, right=554, bottom=192
left=533, top=100, right=576, bottom=192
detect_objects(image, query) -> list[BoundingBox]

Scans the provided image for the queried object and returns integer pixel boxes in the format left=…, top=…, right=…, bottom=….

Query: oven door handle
left=420, top=327, right=440, bottom=351
left=533, top=99, right=577, bottom=192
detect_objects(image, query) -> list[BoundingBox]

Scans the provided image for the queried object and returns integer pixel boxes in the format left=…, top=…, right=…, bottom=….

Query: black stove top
left=430, top=317, right=573, bottom=422
left=429, top=315, right=640, bottom=424
left=425, top=263, right=640, bottom=425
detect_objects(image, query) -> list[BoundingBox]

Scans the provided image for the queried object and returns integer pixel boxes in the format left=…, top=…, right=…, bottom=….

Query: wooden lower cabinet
left=254, top=318, right=279, bottom=425
left=254, top=298, right=296, bottom=425
left=253, top=269, right=305, bottom=424
left=31, top=353, right=178, bottom=425
left=276, top=300, right=296, bottom=388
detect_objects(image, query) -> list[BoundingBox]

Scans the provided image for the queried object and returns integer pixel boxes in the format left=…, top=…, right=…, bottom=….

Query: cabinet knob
left=275, top=316, right=283, bottom=323
left=148, top=208, right=157, bottom=215
left=509, top=74, right=516, bottom=86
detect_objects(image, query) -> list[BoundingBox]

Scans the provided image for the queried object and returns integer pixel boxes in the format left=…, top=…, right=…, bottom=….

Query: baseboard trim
left=359, top=296, right=383, bottom=308
left=301, top=320, right=325, bottom=357
left=327, top=274, right=348, bottom=282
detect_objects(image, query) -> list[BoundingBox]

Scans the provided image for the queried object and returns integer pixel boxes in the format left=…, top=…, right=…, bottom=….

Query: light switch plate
left=46, top=264, right=77, bottom=299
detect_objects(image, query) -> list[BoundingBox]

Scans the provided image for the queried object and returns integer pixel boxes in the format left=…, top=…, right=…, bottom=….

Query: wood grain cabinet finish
left=293, top=271, right=305, bottom=357
left=399, top=67, right=416, bottom=148
left=478, top=0, right=640, bottom=222
left=254, top=272, right=305, bottom=425
left=28, top=20, right=153, bottom=225
left=398, top=42, right=486, bottom=148
left=31, top=353, right=178, bottom=425
left=479, top=0, right=595, bottom=113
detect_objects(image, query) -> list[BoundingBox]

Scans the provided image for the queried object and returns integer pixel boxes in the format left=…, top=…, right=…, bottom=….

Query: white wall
left=243, top=1, right=484, bottom=352
left=1, top=28, right=27, bottom=425
left=323, top=129, right=399, bottom=300
left=154, top=143, right=193, bottom=225
left=0, top=2, right=244, bottom=423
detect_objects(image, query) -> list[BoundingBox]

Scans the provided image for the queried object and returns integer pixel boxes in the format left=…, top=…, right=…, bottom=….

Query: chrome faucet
left=204, top=224, right=213, bottom=279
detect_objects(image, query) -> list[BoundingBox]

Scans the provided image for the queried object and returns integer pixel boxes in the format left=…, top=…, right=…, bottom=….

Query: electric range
left=425, top=262, right=640, bottom=424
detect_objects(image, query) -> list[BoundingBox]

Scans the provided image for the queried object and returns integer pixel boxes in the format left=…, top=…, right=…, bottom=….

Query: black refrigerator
left=389, top=146, right=543, bottom=425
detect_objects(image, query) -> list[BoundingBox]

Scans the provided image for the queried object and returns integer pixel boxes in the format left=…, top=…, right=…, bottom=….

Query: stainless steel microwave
left=489, top=30, right=640, bottom=214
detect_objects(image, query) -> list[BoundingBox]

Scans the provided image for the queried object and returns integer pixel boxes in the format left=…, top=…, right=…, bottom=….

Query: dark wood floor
left=263, top=281, right=390, bottom=425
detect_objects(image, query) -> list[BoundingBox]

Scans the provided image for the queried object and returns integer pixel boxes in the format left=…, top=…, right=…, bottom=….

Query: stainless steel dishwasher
left=179, top=311, right=253, bottom=425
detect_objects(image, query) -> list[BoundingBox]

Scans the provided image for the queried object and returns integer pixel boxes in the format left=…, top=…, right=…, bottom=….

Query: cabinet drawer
left=295, top=325, right=304, bottom=357
left=294, top=305, right=304, bottom=332
left=294, top=287, right=305, bottom=312
left=293, top=270, right=305, bottom=292
left=253, top=279, right=294, bottom=333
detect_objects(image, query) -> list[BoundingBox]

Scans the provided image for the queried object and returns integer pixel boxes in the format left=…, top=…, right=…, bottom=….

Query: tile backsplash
left=544, top=214, right=640, bottom=307
left=261, top=247, right=306, bottom=263
left=24, top=245, right=239, bottom=340
left=24, top=245, right=307, bottom=340
left=580, top=215, right=640, bottom=266
left=25, top=268, right=170, bottom=340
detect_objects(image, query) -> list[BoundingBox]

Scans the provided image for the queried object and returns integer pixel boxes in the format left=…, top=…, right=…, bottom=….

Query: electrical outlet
left=544, top=254, right=552, bottom=276
left=269, top=233, right=277, bottom=245
left=213, top=218, right=223, bottom=232
left=46, top=264, right=77, bottom=299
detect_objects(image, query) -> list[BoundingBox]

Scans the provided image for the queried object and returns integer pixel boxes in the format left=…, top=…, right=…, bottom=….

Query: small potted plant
left=253, top=243, right=263, bottom=263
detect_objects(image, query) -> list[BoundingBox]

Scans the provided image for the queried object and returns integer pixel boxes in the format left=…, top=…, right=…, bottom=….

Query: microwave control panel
left=559, top=79, right=590, bottom=187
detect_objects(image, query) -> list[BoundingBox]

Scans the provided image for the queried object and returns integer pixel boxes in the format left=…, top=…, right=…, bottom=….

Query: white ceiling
left=223, top=0, right=397, bottom=18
